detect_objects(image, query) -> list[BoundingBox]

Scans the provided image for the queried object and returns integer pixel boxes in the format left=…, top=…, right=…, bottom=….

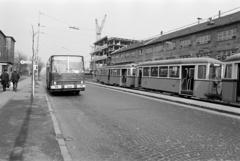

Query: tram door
left=138, top=68, right=142, bottom=88
left=181, top=66, right=195, bottom=95
left=107, top=69, right=111, bottom=83
left=121, top=69, right=127, bottom=86
left=237, top=64, right=240, bottom=102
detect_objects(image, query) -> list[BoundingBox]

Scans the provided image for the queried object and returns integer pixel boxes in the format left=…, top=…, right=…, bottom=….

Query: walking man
left=11, top=69, right=20, bottom=92
left=0, top=69, right=10, bottom=92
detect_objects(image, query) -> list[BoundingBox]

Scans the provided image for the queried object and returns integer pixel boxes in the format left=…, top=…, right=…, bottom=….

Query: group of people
left=0, top=69, right=20, bottom=92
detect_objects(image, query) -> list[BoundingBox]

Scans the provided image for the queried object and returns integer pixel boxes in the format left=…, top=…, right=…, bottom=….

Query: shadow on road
left=8, top=99, right=33, bottom=161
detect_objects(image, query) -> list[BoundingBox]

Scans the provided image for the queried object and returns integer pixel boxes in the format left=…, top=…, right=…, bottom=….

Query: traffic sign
left=20, top=60, right=32, bottom=64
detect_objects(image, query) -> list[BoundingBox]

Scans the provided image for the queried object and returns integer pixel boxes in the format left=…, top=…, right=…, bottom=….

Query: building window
left=169, top=66, right=179, bottom=78
left=180, top=39, right=191, bottom=48
left=151, top=67, right=158, bottom=77
left=217, top=28, right=237, bottom=41
left=196, top=35, right=211, bottom=45
left=165, top=41, right=176, bottom=50
left=216, top=49, right=237, bottom=60
left=159, top=66, right=168, bottom=77
left=198, top=65, right=207, bottom=79
left=143, top=67, right=150, bottom=76
left=224, top=64, right=232, bottom=79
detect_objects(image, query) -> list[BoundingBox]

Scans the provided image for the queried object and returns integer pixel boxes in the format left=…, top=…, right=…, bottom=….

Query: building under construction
left=90, top=36, right=138, bottom=72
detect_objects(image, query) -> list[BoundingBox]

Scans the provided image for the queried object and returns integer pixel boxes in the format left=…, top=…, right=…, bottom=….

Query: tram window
left=159, top=66, right=168, bottom=77
left=132, top=69, right=136, bottom=76
left=143, top=67, right=150, bottom=76
left=117, top=69, right=120, bottom=76
left=224, top=64, right=232, bottom=78
left=169, top=66, right=179, bottom=78
left=111, top=69, right=116, bottom=76
left=209, top=64, right=221, bottom=80
left=198, top=65, right=207, bottom=79
left=127, top=69, right=131, bottom=76
left=151, top=67, right=158, bottom=77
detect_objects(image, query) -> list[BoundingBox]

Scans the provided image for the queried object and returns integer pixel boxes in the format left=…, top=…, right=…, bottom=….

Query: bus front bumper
left=50, top=84, right=86, bottom=91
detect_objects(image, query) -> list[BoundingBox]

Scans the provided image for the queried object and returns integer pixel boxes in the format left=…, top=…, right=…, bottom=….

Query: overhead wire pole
left=36, top=11, right=41, bottom=80
left=31, top=25, right=35, bottom=99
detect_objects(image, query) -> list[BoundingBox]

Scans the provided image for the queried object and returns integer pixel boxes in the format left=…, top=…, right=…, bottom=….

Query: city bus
left=46, top=55, right=85, bottom=95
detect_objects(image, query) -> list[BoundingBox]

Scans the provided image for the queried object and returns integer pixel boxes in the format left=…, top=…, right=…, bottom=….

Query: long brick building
left=111, top=10, right=240, bottom=65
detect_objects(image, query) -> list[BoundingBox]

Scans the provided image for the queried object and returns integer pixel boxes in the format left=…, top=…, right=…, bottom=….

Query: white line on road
left=45, top=95, right=73, bottom=161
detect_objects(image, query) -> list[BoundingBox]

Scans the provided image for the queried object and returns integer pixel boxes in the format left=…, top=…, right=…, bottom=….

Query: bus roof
left=224, top=53, right=240, bottom=62
left=50, top=55, right=83, bottom=58
left=138, top=57, right=222, bottom=66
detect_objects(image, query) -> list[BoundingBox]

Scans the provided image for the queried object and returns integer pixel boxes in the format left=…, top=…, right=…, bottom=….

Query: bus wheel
left=75, top=91, right=80, bottom=95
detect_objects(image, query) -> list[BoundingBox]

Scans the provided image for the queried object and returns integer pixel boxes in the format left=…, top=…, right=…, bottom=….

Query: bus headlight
left=77, top=84, right=86, bottom=88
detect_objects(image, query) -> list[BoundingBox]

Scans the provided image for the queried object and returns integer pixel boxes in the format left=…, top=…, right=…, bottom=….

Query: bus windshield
left=52, top=56, right=84, bottom=74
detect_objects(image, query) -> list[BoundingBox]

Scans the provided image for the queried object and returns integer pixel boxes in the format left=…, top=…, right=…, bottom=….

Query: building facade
left=90, top=36, right=138, bottom=72
left=0, top=30, right=15, bottom=74
left=111, top=11, right=240, bottom=65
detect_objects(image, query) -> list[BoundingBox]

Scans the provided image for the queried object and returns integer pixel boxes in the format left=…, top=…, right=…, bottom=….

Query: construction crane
left=95, top=14, right=107, bottom=41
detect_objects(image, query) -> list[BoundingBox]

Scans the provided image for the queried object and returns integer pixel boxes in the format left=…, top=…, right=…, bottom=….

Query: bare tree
left=14, top=51, right=30, bottom=75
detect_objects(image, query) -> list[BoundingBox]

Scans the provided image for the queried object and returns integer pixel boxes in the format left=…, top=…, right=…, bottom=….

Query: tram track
left=86, top=80, right=240, bottom=118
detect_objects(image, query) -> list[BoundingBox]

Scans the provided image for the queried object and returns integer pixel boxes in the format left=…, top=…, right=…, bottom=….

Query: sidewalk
left=87, top=81, right=240, bottom=117
left=0, top=77, right=63, bottom=161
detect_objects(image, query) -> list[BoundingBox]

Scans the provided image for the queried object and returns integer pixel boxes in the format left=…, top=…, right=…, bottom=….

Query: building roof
left=94, top=36, right=138, bottom=45
left=149, top=11, right=240, bottom=45
left=6, top=36, right=16, bottom=42
left=94, top=36, right=108, bottom=45
left=0, top=30, right=6, bottom=38
left=112, top=10, right=240, bottom=55
left=111, top=39, right=152, bottom=55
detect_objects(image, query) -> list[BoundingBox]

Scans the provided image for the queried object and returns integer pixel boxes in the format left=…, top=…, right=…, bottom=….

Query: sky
left=1, top=0, right=240, bottom=68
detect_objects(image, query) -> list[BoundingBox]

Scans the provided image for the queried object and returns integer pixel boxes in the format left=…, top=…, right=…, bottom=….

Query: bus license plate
left=64, top=85, right=74, bottom=88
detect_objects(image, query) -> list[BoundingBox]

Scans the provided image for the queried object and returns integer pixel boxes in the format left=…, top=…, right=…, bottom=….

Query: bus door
left=181, top=66, right=195, bottom=95
left=237, top=64, right=240, bottom=102
left=121, top=69, right=127, bottom=86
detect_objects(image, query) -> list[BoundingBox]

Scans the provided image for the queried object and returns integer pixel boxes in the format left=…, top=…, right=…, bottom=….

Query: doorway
left=181, top=66, right=195, bottom=95
left=138, top=68, right=142, bottom=88
left=237, top=64, right=240, bottom=102
left=121, top=69, right=127, bottom=86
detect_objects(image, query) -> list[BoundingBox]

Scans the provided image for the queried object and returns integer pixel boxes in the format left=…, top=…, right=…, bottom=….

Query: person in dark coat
left=0, top=69, right=10, bottom=91
left=11, top=69, right=20, bottom=91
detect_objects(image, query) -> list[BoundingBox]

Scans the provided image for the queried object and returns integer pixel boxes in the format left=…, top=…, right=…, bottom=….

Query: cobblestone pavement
left=49, top=83, right=240, bottom=161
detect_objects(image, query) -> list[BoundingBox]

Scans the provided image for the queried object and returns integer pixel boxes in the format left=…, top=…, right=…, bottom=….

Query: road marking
left=87, top=82, right=240, bottom=120
left=45, top=95, right=73, bottom=161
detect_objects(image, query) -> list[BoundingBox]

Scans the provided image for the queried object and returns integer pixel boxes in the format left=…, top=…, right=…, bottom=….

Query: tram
left=222, top=53, right=240, bottom=102
left=46, top=55, right=85, bottom=94
left=136, top=57, right=222, bottom=99
left=96, top=64, right=136, bottom=87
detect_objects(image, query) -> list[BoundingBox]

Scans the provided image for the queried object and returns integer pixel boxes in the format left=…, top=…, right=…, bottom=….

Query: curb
left=45, top=95, right=73, bottom=161
left=86, top=81, right=240, bottom=117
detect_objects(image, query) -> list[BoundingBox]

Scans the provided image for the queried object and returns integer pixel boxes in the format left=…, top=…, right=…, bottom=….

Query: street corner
left=0, top=92, right=63, bottom=161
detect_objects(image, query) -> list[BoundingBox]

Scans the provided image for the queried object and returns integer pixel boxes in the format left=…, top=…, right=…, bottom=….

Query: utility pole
left=36, top=11, right=41, bottom=80
left=31, top=25, right=35, bottom=100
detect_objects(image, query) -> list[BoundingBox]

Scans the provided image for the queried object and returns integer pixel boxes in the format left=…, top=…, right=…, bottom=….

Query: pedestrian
left=11, top=69, right=20, bottom=92
left=0, top=69, right=10, bottom=92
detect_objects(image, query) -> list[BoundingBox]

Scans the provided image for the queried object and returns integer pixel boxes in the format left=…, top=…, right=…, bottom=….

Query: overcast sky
left=1, top=0, right=240, bottom=68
